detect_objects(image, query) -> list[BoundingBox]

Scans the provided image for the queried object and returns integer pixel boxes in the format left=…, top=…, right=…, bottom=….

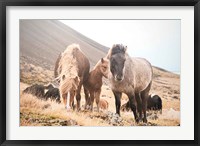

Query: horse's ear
left=124, top=46, right=127, bottom=52
left=101, top=58, right=104, bottom=63
left=119, top=44, right=127, bottom=53
left=74, top=76, right=79, bottom=83
left=106, top=47, right=112, bottom=59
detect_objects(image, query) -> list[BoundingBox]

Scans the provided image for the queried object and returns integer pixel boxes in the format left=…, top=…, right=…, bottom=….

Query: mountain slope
left=20, top=20, right=109, bottom=70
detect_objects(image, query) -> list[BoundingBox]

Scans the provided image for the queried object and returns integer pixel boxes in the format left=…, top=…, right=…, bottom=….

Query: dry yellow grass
left=20, top=80, right=180, bottom=126
left=20, top=61, right=180, bottom=126
left=20, top=92, right=112, bottom=126
left=20, top=61, right=54, bottom=84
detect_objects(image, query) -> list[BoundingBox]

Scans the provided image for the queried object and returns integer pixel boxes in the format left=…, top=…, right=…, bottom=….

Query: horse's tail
left=159, top=97, right=162, bottom=114
left=54, top=53, right=62, bottom=78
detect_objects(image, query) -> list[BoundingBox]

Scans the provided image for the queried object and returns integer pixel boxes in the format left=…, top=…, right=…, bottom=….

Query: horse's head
left=109, top=44, right=127, bottom=82
left=45, top=83, right=54, bottom=90
left=99, top=58, right=109, bottom=78
left=68, top=75, right=80, bottom=94
left=60, top=75, right=80, bottom=110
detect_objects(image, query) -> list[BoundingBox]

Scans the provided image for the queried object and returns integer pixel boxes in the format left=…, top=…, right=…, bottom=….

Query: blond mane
left=58, top=44, right=80, bottom=79
left=58, top=44, right=81, bottom=94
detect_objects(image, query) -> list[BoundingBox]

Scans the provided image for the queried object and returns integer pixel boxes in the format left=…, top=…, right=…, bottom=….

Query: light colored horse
left=106, top=44, right=153, bottom=123
left=54, top=44, right=90, bottom=111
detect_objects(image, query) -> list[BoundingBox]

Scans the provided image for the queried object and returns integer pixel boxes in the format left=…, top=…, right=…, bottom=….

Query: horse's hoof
left=138, top=117, right=143, bottom=123
left=115, top=114, right=120, bottom=118
left=143, top=118, right=148, bottom=123
left=66, top=108, right=72, bottom=112
left=72, top=105, right=76, bottom=110
left=84, top=104, right=90, bottom=109
left=135, top=118, right=140, bottom=123
left=115, top=113, right=120, bottom=117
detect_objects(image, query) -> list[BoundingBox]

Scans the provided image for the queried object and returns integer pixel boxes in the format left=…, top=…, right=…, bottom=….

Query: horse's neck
left=90, top=67, right=103, bottom=81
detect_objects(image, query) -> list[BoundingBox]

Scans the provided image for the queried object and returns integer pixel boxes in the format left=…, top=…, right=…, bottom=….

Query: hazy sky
left=60, top=20, right=180, bottom=72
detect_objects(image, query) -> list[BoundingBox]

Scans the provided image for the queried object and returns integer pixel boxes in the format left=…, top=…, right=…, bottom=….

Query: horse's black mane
left=111, top=44, right=126, bottom=56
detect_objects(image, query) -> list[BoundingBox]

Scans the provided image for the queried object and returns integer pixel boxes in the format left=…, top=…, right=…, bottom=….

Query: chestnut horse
left=84, top=58, right=109, bottom=112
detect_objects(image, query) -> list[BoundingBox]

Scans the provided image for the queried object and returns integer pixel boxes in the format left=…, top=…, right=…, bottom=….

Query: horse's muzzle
left=115, top=75, right=123, bottom=82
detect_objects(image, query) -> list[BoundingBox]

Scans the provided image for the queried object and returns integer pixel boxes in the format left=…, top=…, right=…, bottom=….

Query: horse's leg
left=141, top=83, right=151, bottom=123
left=113, top=91, right=122, bottom=116
left=126, top=101, right=130, bottom=111
left=76, top=84, right=82, bottom=111
left=95, top=89, right=101, bottom=112
left=69, top=91, right=75, bottom=110
left=90, top=91, right=95, bottom=111
left=160, top=102, right=162, bottom=114
left=72, top=101, right=75, bottom=110
left=135, top=93, right=142, bottom=121
left=141, top=93, right=147, bottom=123
left=62, top=93, right=67, bottom=108
left=128, top=94, right=139, bottom=123
left=83, top=86, right=90, bottom=109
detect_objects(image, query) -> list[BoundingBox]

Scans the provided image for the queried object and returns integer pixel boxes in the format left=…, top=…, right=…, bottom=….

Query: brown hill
left=20, top=19, right=179, bottom=79
left=20, top=20, right=109, bottom=70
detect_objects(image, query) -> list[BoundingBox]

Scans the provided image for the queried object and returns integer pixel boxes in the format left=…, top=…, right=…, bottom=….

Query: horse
left=23, top=83, right=53, bottom=99
left=84, top=58, right=109, bottom=112
left=121, top=94, right=162, bottom=113
left=147, top=94, right=162, bottom=113
left=106, top=44, right=153, bottom=123
left=54, top=53, right=62, bottom=83
left=54, top=44, right=90, bottom=111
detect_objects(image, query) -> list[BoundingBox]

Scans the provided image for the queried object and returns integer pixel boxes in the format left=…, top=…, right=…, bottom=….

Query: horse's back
left=73, top=48, right=90, bottom=82
left=131, top=57, right=153, bottom=78
left=120, top=56, right=152, bottom=93
left=131, top=57, right=153, bottom=92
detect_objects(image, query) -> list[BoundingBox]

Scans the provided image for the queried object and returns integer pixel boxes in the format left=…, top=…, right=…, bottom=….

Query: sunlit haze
left=59, top=20, right=180, bottom=73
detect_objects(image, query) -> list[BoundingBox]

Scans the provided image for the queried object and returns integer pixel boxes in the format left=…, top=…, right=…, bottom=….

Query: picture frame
left=0, top=0, right=199, bottom=146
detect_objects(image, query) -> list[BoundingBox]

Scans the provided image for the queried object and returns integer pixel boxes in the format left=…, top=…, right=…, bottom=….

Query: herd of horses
left=23, top=43, right=163, bottom=123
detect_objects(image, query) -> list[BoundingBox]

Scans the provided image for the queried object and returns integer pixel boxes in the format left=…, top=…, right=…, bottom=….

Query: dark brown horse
left=121, top=94, right=162, bottom=113
left=54, top=44, right=90, bottom=111
left=23, top=83, right=53, bottom=99
left=106, top=44, right=153, bottom=123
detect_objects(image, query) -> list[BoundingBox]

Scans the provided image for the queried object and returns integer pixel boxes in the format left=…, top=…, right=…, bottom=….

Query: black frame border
left=0, top=0, right=199, bottom=146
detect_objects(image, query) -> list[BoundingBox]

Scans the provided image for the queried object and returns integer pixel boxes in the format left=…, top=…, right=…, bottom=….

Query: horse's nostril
left=117, top=78, right=122, bottom=81
left=116, top=75, right=123, bottom=81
